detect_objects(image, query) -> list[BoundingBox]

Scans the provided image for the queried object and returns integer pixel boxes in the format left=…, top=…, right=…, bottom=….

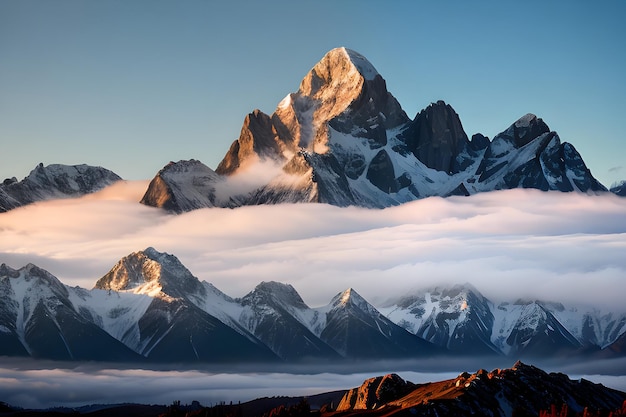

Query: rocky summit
left=140, top=47, right=607, bottom=212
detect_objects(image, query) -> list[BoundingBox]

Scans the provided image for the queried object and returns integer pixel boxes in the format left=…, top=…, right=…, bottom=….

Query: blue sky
left=1, top=0, right=625, bottom=187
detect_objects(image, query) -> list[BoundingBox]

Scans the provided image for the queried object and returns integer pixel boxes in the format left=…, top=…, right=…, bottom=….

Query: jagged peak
left=496, top=113, right=551, bottom=148
left=331, top=287, right=375, bottom=312
left=94, top=247, right=204, bottom=299
left=0, top=262, right=69, bottom=299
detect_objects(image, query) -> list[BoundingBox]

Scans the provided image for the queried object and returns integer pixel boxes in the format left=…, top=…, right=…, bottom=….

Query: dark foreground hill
left=2, top=362, right=625, bottom=417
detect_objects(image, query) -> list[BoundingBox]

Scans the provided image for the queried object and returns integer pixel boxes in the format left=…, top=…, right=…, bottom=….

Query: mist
left=1, top=179, right=626, bottom=410
left=0, top=183, right=625, bottom=309
left=2, top=357, right=626, bottom=409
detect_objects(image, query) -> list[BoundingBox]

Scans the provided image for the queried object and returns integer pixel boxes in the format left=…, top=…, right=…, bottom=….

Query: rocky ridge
left=1, top=249, right=625, bottom=363
left=0, top=163, right=121, bottom=212
left=335, top=362, right=626, bottom=416
left=140, top=47, right=608, bottom=212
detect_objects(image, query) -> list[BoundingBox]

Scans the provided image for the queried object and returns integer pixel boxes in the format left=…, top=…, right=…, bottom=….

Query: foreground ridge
left=334, top=362, right=626, bottom=416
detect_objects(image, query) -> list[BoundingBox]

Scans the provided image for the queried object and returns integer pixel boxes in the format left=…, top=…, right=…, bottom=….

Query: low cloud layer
left=1, top=183, right=625, bottom=309
left=2, top=357, right=626, bottom=409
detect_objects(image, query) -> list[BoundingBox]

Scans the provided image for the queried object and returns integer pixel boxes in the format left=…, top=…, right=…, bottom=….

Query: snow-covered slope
left=0, top=263, right=140, bottom=361
left=140, top=47, right=607, bottom=212
left=92, top=248, right=277, bottom=362
left=2, top=251, right=624, bottom=362
left=0, top=163, right=122, bottom=212
left=380, top=284, right=500, bottom=356
left=316, top=288, right=440, bottom=358
left=236, top=281, right=339, bottom=360
left=383, top=286, right=626, bottom=358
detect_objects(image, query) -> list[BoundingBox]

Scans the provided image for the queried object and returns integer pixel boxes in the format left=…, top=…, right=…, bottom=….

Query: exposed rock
left=366, top=149, right=397, bottom=193
left=401, top=100, right=470, bottom=173
left=337, top=374, right=414, bottom=411
left=140, top=159, right=222, bottom=213
left=216, top=109, right=285, bottom=175
left=138, top=48, right=609, bottom=212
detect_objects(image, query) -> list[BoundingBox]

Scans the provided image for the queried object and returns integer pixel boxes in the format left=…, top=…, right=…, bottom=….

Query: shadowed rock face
left=337, top=374, right=414, bottom=411
left=402, top=100, right=470, bottom=174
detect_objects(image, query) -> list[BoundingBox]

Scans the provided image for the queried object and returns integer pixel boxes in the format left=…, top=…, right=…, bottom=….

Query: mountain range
left=1, top=247, right=624, bottom=363
left=138, top=47, right=612, bottom=212
left=0, top=163, right=120, bottom=212
left=1, top=47, right=624, bottom=213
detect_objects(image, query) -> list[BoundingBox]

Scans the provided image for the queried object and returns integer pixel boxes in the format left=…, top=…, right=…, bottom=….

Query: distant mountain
left=611, top=180, right=626, bottom=197
left=317, top=288, right=440, bottom=358
left=237, top=281, right=340, bottom=360
left=335, top=362, right=626, bottom=416
left=0, top=163, right=121, bottom=212
left=382, top=284, right=626, bottom=358
left=380, top=284, right=500, bottom=356
left=141, top=47, right=607, bottom=212
left=1, top=250, right=625, bottom=363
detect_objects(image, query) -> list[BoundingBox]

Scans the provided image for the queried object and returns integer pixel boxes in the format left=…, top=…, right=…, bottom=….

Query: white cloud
left=0, top=187, right=625, bottom=309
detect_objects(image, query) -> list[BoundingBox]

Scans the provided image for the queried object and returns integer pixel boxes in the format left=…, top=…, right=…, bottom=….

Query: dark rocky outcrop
left=401, top=100, right=470, bottom=174
left=337, top=374, right=415, bottom=411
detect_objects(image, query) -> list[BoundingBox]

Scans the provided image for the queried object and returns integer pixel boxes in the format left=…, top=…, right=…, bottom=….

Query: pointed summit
left=94, top=247, right=205, bottom=299
left=321, top=288, right=439, bottom=358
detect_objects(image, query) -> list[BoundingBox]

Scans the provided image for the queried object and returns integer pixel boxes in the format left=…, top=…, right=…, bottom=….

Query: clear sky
left=1, top=0, right=625, bottom=187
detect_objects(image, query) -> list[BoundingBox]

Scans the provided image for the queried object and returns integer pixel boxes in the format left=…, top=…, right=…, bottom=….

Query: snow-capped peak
left=341, top=47, right=379, bottom=80
left=94, top=248, right=205, bottom=299
left=330, top=288, right=377, bottom=315
left=241, top=281, right=309, bottom=310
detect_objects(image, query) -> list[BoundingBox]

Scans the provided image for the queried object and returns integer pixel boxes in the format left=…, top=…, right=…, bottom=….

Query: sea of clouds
left=1, top=182, right=626, bottom=408
left=1, top=181, right=625, bottom=308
